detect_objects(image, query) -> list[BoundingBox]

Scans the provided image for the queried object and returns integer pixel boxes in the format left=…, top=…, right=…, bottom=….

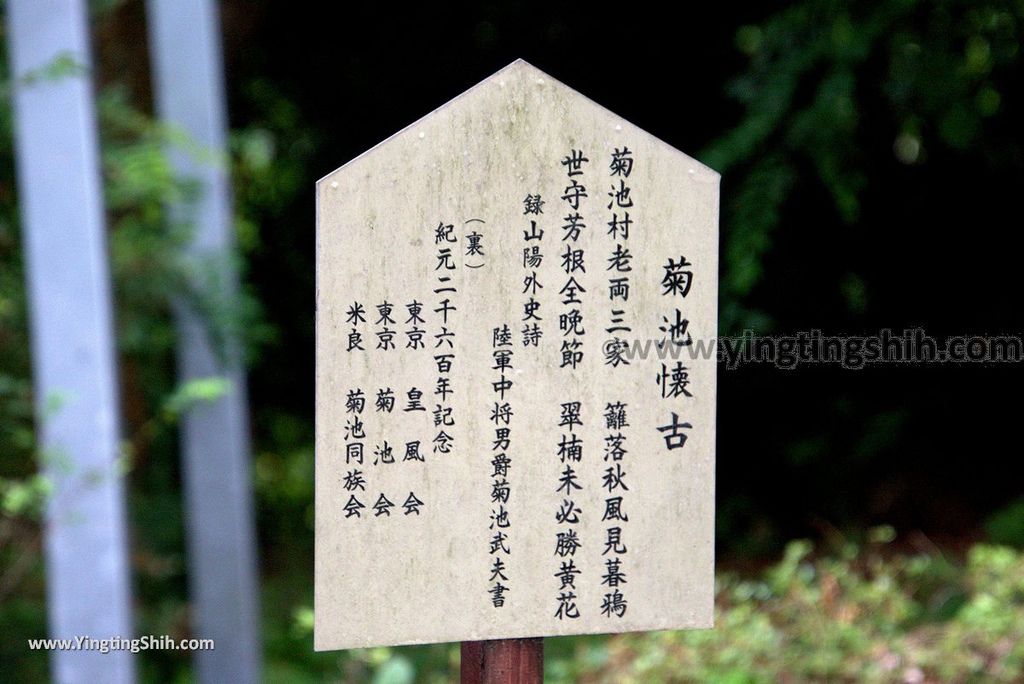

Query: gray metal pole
left=145, top=1, right=261, bottom=682
left=6, top=1, right=135, bottom=683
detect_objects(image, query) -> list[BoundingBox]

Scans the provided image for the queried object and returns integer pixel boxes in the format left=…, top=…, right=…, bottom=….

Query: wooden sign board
left=315, top=59, right=718, bottom=650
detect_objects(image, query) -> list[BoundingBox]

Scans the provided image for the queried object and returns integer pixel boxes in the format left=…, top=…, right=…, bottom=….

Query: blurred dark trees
left=76, top=0, right=1024, bottom=563
left=213, top=0, right=1024, bottom=556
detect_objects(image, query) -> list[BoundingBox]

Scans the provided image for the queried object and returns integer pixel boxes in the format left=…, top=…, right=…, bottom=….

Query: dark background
left=211, top=1, right=1023, bottom=558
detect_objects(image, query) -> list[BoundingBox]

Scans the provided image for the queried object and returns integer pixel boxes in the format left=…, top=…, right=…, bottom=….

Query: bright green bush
left=552, top=538, right=1024, bottom=684
left=269, top=538, right=1024, bottom=683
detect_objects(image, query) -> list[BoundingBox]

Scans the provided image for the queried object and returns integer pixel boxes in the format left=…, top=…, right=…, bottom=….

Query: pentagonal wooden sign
left=316, top=59, right=718, bottom=650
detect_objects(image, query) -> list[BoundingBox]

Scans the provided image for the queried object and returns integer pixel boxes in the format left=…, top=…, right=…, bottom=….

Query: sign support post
left=461, top=639, right=543, bottom=684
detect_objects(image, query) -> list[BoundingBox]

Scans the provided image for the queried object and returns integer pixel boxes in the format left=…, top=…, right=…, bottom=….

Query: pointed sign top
left=319, top=58, right=718, bottom=185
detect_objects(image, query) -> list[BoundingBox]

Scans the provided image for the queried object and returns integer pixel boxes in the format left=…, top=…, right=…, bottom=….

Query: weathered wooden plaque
left=315, top=60, right=718, bottom=650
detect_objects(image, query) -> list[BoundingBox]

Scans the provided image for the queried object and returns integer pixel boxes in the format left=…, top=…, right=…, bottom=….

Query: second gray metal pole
left=145, top=1, right=261, bottom=682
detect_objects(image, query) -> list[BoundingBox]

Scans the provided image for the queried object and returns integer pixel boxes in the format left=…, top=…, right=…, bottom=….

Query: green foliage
left=16, top=52, right=87, bottom=85
left=249, top=540, right=1024, bottom=683
left=564, top=539, right=1024, bottom=684
left=0, top=473, right=50, bottom=517
left=100, top=84, right=268, bottom=367
left=160, top=377, right=231, bottom=418
left=0, top=24, right=267, bottom=680
left=706, top=0, right=1024, bottom=331
left=985, top=497, right=1024, bottom=548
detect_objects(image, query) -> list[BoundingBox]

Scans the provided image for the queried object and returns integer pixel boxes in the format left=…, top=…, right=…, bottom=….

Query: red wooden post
left=461, top=638, right=543, bottom=684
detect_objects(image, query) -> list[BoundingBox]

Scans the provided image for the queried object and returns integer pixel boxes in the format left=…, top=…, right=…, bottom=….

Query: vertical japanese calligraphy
left=558, top=149, right=588, bottom=370
left=490, top=324, right=514, bottom=607
left=554, top=401, right=583, bottom=620
left=604, top=147, right=634, bottom=368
